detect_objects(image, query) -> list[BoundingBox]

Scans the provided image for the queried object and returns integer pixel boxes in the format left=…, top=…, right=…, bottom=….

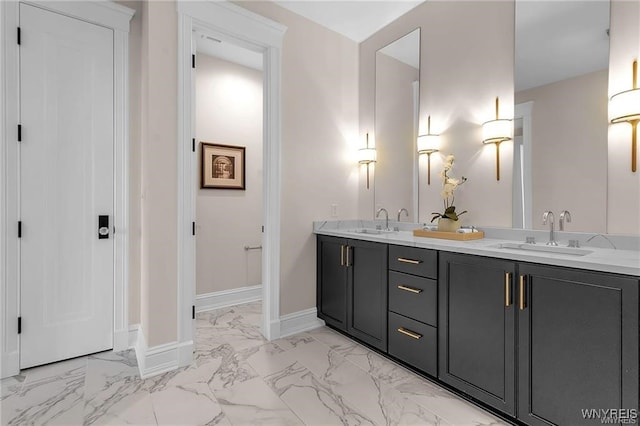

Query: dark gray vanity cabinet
left=316, top=235, right=388, bottom=351
left=517, top=264, right=639, bottom=426
left=317, top=235, right=348, bottom=331
left=387, top=245, right=438, bottom=376
left=438, top=252, right=517, bottom=416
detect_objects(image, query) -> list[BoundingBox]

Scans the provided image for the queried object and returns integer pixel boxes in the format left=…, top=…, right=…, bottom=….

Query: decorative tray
left=413, top=229, right=485, bottom=241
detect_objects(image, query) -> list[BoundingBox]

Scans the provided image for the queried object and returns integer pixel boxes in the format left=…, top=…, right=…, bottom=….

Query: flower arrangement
left=431, top=155, right=468, bottom=223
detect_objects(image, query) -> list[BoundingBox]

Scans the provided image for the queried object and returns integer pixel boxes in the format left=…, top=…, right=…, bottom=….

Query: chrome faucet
left=542, top=211, right=558, bottom=246
left=397, top=208, right=409, bottom=222
left=376, top=208, right=389, bottom=231
left=559, top=210, right=571, bottom=231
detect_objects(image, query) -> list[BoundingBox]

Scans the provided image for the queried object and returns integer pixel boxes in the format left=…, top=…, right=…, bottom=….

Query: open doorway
left=177, top=3, right=286, bottom=361
left=194, top=33, right=264, bottom=322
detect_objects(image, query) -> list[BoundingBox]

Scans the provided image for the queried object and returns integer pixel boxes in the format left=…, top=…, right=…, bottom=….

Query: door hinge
left=261, top=226, right=264, bottom=233
left=192, top=54, right=195, bottom=69
left=192, top=138, right=195, bottom=153
left=17, top=221, right=22, bottom=238
left=17, top=27, right=21, bottom=45
left=17, top=317, right=21, bottom=334
left=192, top=305, right=195, bottom=319
left=18, top=124, right=22, bottom=142
left=192, top=222, right=195, bottom=236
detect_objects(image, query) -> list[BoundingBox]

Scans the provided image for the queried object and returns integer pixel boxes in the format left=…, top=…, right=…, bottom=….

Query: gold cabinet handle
left=397, top=285, right=422, bottom=294
left=346, top=245, right=351, bottom=267
left=519, top=275, right=526, bottom=310
left=340, top=245, right=345, bottom=266
left=397, top=327, right=422, bottom=339
left=397, top=257, right=422, bottom=265
left=505, top=272, right=512, bottom=307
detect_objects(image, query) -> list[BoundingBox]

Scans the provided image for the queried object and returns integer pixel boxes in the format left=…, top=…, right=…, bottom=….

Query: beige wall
left=374, top=53, right=418, bottom=222
left=516, top=70, right=608, bottom=233
left=608, top=0, right=640, bottom=235
left=138, top=0, right=178, bottom=346
left=360, top=1, right=515, bottom=227
left=236, top=1, right=359, bottom=316
left=195, top=54, right=263, bottom=295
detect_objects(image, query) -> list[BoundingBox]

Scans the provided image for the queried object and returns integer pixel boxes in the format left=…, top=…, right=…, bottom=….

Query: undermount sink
left=491, top=242, right=593, bottom=257
left=348, top=228, right=396, bottom=235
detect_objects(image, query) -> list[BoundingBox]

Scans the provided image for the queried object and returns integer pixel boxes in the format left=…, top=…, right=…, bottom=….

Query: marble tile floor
left=1, top=302, right=508, bottom=425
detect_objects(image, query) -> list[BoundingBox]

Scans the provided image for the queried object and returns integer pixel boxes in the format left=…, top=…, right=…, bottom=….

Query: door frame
left=0, top=0, right=134, bottom=378
left=176, top=1, right=286, bottom=345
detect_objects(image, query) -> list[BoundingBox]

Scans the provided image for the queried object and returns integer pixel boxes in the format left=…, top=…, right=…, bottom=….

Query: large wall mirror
left=513, top=0, right=610, bottom=232
left=374, top=28, right=420, bottom=221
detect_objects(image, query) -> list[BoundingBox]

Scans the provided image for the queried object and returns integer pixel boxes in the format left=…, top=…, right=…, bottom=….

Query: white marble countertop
left=314, top=220, right=640, bottom=277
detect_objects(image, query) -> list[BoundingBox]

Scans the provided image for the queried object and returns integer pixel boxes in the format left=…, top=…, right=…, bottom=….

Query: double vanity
left=315, top=221, right=640, bottom=425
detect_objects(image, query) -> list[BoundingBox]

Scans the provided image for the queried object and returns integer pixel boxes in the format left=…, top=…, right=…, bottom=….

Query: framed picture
left=201, top=142, right=246, bottom=190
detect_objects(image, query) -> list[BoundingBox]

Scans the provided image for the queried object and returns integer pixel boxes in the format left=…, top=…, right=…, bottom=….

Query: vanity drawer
left=389, top=245, right=437, bottom=278
left=388, top=312, right=437, bottom=376
left=389, top=271, right=437, bottom=326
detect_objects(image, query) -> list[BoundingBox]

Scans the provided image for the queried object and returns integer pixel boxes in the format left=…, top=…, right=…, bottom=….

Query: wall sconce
left=358, top=133, right=376, bottom=189
left=482, top=97, right=512, bottom=181
left=610, top=60, right=640, bottom=172
left=417, top=115, right=441, bottom=185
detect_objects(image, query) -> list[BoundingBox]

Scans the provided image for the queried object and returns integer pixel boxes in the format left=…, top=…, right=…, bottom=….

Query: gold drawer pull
left=505, top=272, right=512, bottom=307
left=397, top=327, right=422, bottom=339
left=519, top=275, right=526, bottom=310
left=397, top=257, right=422, bottom=265
left=340, top=245, right=345, bottom=266
left=397, top=285, right=422, bottom=294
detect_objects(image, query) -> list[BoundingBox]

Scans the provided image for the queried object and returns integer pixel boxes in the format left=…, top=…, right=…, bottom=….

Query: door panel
left=439, top=253, right=516, bottom=416
left=348, top=240, right=387, bottom=351
left=317, top=236, right=348, bottom=330
left=20, top=4, right=114, bottom=368
left=518, top=265, right=639, bottom=425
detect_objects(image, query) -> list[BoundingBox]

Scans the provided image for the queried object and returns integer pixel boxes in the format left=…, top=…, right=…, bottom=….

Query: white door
left=19, top=4, right=114, bottom=369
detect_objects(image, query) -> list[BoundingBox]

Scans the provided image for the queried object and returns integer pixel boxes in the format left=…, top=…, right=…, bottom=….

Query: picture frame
left=201, top=142, right=246, bottom=190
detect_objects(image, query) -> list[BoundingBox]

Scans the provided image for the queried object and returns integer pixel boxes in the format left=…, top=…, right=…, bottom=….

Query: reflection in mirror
left=375, top=28, right=420, bottom=221
left=514, top=1, right=610, bottom=232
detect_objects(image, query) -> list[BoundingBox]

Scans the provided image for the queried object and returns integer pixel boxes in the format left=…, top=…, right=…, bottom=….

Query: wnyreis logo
left=581, top=409, right=638, bottom=424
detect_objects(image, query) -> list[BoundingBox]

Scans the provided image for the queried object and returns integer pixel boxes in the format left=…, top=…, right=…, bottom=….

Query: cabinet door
left=316, top=235, right=348, bottom=331
left=347, top=239, right=388, bottom=351
left=439, top=252, right=516, bottom=416
left=518, top=264, right=639, bottom=426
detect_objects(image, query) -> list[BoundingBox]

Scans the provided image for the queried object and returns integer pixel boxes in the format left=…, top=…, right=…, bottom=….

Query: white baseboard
left=134, top=326, right=193, bottom=379
left=0, top=351, right=19, bottom=379
left=279, top=307, right=324, bottom=338
left=196, top=285, right=262, bottom=313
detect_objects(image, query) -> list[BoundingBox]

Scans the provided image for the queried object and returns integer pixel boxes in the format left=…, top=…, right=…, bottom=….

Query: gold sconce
left=482, top=97, right=512, bottom=181
left=610, top=60, right=640, bottom=172
left=358, top=133, right=376, bottom=189
left=417, top=115, right=441, bottom=185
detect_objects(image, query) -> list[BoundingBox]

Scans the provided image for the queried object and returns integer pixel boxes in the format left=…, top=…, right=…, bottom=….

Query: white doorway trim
left=0, top=0, right=133, bottom=379
left=515, top=101, right=533, bottom=229
left=176, top=1, right=286, bottom=354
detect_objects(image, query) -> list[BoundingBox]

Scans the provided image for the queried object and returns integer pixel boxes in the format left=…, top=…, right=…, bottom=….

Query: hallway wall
left=195, top=54, right=263, bottom=295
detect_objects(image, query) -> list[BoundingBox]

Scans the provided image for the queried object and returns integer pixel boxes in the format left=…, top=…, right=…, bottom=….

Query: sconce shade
left=610, top=88, right=640, bottom=123
left=417, top=134, right=440, bottom=154
left=358, top=147, right=377, bottom=164
left=482, top=119, right=513, bottom=144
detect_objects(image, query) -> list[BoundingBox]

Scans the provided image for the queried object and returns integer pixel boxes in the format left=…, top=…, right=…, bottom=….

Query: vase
left=437, top=218, right=461, bottom=232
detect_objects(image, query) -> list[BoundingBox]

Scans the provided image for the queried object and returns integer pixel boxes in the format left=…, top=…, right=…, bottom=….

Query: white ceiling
left=378, top=28, right=420, bottom=69
left=274, top=1, right=426, bottom=42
